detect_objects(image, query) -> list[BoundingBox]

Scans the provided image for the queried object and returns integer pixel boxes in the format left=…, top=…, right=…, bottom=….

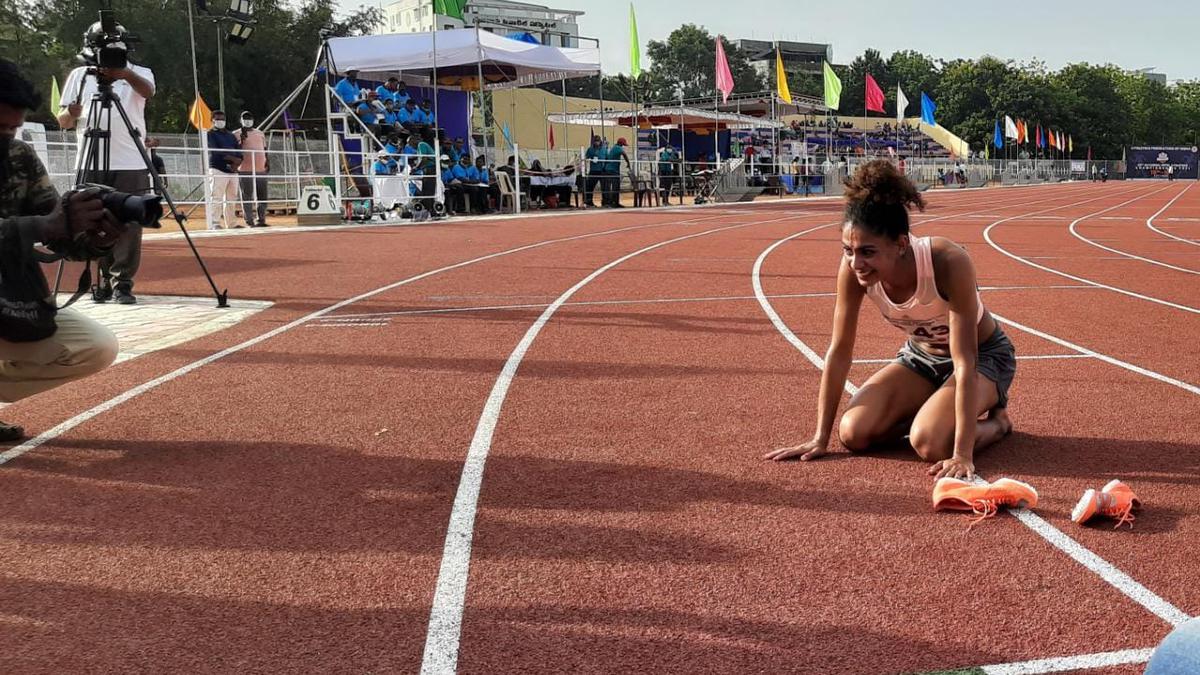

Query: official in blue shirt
left=440, top=155, right=465, bottom=214
left=334, top=69, right=361, bottom=109
left=584, top=136, right=607, bottom=207
left=372, top=150, right=395, bottom=176
left=420, top=99, right=436, bottom=127
left=452, top=156, right=483, bottom=213
left=375, top=77, right=401, bottom=106
left=398, top=100, right=419, bottom=129
left=475, top=155, right=500, bottom=214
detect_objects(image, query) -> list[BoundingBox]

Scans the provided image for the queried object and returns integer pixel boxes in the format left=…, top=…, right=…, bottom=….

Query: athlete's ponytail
left=843, top=159, right=925, bottom=239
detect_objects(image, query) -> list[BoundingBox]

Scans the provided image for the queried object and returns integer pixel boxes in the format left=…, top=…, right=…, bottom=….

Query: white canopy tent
left=325, top=28, right=600, bottom=89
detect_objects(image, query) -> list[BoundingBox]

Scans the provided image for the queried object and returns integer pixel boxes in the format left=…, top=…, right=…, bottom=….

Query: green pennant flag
left=629, top=3, right=641, bottom=79
left=49, top=76, right=60, bottom=114
left=432, top=0, right=465, bottom=20
left=823, top=61, right=842, bottom=111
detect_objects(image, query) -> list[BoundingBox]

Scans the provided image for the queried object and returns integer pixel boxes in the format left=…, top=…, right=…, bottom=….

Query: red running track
left=0, top=182, right=1195, bottom=674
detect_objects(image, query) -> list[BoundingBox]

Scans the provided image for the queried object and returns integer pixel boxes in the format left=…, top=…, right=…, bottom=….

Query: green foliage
left=4, top=8, right=1196, bottom=157
left=644, top=24, right=764, bottom=100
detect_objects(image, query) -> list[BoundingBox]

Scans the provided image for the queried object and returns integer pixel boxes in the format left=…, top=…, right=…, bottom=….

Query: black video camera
left=78, top=3, right=139, bottom=70
left=54, top=184, right=162, bottom=261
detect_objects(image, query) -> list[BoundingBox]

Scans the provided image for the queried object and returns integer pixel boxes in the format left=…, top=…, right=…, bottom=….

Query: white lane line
left=1147, top=182, right=1200, bottom=247
left=753, top=186, right=1196, bottom=630
left=851, top=354, right=1094, bottom=365
left=992, top=313, right=1200, bottom=395
left=1009, top=509, right=1192, bottom=627
left=419, top=211, right=827, bottom=674
left=1070, top=185, right=1200, bottom=274
left=978, top=647, right=1155, bottom=675
left=0, top=209, right=754, bottom=467
left=985, top=189, right=1200, bottom=316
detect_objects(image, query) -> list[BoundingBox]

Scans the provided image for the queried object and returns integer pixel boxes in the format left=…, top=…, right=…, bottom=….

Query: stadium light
left=225, top=0, right=256, bottom=45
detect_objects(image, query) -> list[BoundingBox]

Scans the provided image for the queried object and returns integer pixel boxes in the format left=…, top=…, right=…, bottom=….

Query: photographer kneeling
left=0, top=60, right=120, bottom=441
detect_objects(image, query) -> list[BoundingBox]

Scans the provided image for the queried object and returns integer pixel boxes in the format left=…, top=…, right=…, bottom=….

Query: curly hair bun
left=844, top=159, right=925, bottom=211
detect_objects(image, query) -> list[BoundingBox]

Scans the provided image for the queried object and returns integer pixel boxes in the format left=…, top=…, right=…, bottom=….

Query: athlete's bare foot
left=974, top=407, right=1013, bottom=451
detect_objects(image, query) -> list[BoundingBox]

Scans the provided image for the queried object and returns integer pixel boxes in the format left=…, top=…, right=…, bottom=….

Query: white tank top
left=863, top=236, right=985, bottom=348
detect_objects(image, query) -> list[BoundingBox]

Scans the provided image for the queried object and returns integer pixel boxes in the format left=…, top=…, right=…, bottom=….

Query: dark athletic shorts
left=894, top=326, right=1017, bottom=408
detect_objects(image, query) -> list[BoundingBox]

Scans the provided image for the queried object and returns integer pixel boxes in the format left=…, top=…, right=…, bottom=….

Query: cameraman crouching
left=0, top=60, right=120, bottom=441
left=56, top=21, right=155, bottom=305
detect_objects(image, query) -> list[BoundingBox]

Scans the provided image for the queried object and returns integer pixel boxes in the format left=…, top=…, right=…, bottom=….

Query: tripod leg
left=108, top=93, right=229, bottom=307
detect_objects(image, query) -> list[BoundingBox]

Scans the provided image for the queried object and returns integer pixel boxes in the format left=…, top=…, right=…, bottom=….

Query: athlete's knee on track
left=909, top=420, right=953, bottom=462
left=837, top=411, right=875, bottom=452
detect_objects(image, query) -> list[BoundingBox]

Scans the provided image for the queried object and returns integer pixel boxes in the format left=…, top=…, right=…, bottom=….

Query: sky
left=354, top=0, right=1200, bottom=82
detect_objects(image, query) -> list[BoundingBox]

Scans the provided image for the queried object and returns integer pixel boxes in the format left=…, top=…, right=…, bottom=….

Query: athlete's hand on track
left=929, top=456, right=974, bottom=480
left=764, top=438, right=829, bottom=462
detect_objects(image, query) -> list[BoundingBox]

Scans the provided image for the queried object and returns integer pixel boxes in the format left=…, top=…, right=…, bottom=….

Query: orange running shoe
left=933, top=477, right=1039, bottom=528
left=1072, top=479, right=1142, bottom=529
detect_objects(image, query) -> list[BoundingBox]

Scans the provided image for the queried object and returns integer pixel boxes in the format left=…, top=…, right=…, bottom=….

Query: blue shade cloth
left=921, top=92, right=937, bottom=126
left=508, top=32, right=540, bottom=44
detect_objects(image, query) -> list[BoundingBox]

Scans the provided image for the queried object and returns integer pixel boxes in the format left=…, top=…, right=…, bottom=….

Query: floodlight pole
left=216, top=28, right=226, bottom=111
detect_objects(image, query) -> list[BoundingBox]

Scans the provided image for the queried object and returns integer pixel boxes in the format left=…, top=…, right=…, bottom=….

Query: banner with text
left=1126, top=146, right=1198, bottom=179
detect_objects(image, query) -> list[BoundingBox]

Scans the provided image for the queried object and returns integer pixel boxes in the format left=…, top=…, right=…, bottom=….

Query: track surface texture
left=0, top=182, right=1196, bottom=674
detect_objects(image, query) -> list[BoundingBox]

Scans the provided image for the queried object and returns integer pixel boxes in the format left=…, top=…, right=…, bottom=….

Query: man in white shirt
left=56, top=27, right=155, bottom=305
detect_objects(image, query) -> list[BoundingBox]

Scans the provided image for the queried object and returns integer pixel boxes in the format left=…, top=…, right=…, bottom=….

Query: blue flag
left=993, top=120, right=1003, bottom=149
left=920, top=92, right=937, bottom=126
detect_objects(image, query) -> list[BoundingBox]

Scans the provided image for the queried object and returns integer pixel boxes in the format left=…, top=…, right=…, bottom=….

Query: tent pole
left=679, top=91, right=685, bottom=205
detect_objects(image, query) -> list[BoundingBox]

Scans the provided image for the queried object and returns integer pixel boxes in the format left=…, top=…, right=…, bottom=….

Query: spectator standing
left=233, top=111, right=270, bottom=227
left=205, top=110, right=242, bottom=230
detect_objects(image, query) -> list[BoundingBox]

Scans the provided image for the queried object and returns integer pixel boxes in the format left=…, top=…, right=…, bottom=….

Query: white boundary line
left=1146, top=182, right=1199, bottom=248
left=851, top=354, right=1094, bottom=365
left=977, top=647, right=1155, bottom=675
left=1070, top=184, right=1200, bottom=274
left=0, top=208, right=761, bottom=467
left=751, top=187, right=1195, bottom=634
left=984, top=188, right=1200, bottom=315
left=418, top=210, right=828, bottom=674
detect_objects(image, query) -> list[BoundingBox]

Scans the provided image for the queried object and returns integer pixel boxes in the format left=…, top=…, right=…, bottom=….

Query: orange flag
left=189, top=94, right=213, bottom=131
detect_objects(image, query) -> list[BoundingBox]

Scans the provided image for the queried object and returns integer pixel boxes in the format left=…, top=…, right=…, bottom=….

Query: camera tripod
left=60, top=68, right=228, bottom=307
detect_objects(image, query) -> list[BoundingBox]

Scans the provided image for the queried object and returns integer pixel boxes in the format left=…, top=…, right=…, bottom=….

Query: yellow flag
left=775, top=48, right=792, bottom=104
left=189, top=94, right=213, bottom=131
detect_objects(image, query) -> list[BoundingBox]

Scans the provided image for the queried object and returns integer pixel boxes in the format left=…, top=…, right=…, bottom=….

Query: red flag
left=714, top=36, right=735, bottom=103
left=548, top=123, right=555, bottom=150
left=864, top=74, right=886, bottom=113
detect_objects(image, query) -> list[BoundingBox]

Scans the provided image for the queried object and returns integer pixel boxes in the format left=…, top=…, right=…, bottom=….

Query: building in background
left=378, top=0, right=583, bottom=47
left=735, top=39, right=832, bottom=79
left=1131, top=67, right=1168, bottom=85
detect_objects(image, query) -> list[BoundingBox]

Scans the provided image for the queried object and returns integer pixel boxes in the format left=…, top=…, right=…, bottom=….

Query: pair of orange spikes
left=933, top=477, right=1141, bottom=530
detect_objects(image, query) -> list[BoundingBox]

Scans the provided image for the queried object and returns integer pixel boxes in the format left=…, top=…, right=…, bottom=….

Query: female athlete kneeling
left=765, top=159, right=1015, bottom=479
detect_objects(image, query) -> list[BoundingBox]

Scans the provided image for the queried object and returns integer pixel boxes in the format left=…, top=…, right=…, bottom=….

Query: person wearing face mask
left=233, top=111, right=269, bottom=227
left=205, top=110, right=242, bottom=230
left=0, top=59, right=121, bottom=441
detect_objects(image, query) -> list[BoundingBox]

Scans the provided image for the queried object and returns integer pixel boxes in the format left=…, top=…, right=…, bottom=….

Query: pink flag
left=714, top=36, right=735, bottom=103
left=865, top=74, right=886, bottom=113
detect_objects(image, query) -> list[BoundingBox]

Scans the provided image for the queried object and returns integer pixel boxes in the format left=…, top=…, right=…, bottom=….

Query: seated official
left=475, top=156, right=501, bottom=214
left=440, top=155, right=466, bottom=214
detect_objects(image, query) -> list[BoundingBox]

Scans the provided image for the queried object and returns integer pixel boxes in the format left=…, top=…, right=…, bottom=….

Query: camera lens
left=102, top=191, right=162, bottom=226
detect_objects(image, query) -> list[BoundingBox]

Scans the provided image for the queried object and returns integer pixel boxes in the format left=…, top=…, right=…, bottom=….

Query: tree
left=645, top=24, right=764, bottom=100
left=841, top=49, right=890, bottom=116
left=887, top=49, right=941, bottom=117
